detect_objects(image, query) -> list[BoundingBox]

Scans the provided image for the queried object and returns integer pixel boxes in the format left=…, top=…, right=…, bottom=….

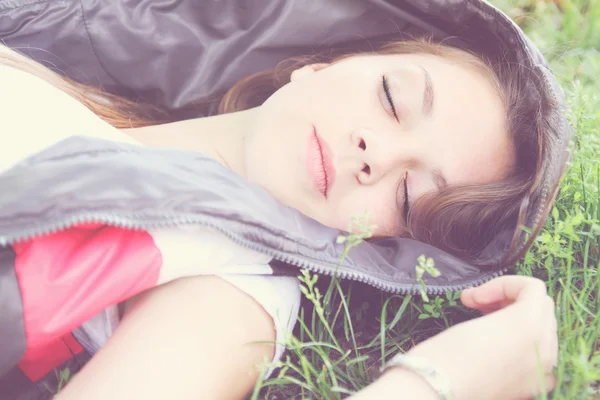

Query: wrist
left=405, top=345, right=469, bottom=400
left=381, top=353, right=456, bottom=400
left=348, top=365, right=441, bottom=400
left=379, top=367, right=442, bottom=400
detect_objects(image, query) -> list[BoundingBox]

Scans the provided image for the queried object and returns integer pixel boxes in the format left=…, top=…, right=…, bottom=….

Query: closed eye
left=382, top=75, right=399, bottom=122
left=395, top=173, right=411, bottom=223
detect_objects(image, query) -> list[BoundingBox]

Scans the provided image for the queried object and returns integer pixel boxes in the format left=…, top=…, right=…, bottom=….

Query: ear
left=290, top=63, right=330, bottom=82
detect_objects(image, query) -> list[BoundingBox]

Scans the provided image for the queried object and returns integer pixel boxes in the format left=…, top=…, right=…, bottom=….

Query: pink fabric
left=17, top=333, right=84, bottom=382
left=14, top=225, right=162, bottom=349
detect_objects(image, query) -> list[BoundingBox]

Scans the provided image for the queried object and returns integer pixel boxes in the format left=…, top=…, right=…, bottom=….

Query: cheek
left=294, top=68, right=375, bottom=124
left=243, top=119, right=303, bottom=204
left=335, top=190, right=401, bottom=236
left=370, top=206, right=402, bottom=236
left=408, top=170, right=437, bottom=201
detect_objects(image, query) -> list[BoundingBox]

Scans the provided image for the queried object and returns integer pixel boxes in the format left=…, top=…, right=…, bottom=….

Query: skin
left=127, top=53, right=515, bottom=236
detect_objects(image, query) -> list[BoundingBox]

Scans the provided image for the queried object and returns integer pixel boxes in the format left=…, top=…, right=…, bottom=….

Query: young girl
left=0, top=37, right=558, bottom=400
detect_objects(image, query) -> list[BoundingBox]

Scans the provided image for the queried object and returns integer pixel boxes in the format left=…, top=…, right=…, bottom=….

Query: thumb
left=461, top=275, right=547, bottom=312
left=460, top=279, right=505, bottom=310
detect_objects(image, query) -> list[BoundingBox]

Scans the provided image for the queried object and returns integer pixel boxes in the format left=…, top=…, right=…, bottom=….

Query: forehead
left=355, top=52, right=513, bottom=182
left=411, top=54, right=511, bottom=182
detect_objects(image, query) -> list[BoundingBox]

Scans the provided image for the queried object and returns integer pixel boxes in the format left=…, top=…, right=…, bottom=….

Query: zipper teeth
left=0, top=213, right=505, bottom=294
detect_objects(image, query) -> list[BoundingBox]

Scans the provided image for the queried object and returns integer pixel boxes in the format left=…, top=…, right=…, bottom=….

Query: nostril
left=359, top=139, right=366, bottom=151
left=362, top=164, right=371, bottom=175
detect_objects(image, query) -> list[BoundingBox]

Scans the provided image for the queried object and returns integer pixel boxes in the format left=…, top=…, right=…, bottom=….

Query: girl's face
left=243, top=53, right=514, bottom=235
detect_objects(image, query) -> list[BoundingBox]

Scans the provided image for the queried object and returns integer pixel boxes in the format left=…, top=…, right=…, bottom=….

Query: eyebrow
left=432, top=168, right=448, bottom=190
left=421, top=66, right=434, bottom=117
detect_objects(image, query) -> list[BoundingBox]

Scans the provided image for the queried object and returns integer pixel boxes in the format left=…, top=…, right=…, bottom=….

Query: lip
left=306, top=126, right=336, bottom=198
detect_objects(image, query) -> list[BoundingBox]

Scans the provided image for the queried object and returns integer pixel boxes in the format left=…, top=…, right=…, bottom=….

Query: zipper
left=0, top=212, right=506, bottom=295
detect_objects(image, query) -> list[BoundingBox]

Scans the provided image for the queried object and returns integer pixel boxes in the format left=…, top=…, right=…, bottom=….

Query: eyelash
left=403, top=173, right=410, bottom=221
left=381, top=75, right=399, bottom=122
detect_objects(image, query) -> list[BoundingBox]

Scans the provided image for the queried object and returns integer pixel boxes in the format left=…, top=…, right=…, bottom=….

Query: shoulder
left=0, top=44, right=138, bottom=173
left=147, top=225, right=302, bottom=375
left=148, top=225, right=275, bottom=284
left=140, top=225, right=302, bottom=327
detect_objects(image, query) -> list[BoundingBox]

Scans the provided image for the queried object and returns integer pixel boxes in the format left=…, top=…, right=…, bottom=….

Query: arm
left=55, top=276, right=276, bottom=400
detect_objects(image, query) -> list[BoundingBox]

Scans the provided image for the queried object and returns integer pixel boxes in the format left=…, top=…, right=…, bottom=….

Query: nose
left=351, top=128, right=409, bottom=186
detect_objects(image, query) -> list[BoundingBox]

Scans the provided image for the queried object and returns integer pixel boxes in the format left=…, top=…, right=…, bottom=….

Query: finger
left=544, top=373, right=557, bottom=393
left=549, top=297, right=558, bottom=335
left=461, top=298, right=507, bottom=315
left=461, top=276, right=547, bottom=310
left=476, top=303, right=507, bottom=315
left=542, top=330, right=559, bottom=375
left=545, top=296, right=559, bottom=370
left=460, top=285, right=504, bottom=310
left=521, top=373, right=557, bottom=399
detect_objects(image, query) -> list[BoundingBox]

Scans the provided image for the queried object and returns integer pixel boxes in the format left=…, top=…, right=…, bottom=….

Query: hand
left=402, top=275, right=558, bottom=400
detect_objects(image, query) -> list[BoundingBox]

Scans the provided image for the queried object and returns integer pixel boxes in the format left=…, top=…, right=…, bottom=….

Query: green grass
left=254, top=0, right=600, bottom=398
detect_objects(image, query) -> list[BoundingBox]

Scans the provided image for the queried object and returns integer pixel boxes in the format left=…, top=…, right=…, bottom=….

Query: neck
left=121, top=108, right=257, bottom=178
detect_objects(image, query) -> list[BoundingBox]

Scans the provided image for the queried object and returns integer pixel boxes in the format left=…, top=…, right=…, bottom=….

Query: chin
left=243, top=129, right=310, bottom=209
